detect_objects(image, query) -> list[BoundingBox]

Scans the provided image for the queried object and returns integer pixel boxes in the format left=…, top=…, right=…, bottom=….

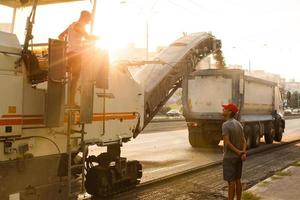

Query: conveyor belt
left=133, top=32, right=224, bottom=129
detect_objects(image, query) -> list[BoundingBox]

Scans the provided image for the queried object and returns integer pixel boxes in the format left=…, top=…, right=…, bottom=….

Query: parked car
left=166, top=109, right=182, bottom=117
left=284, top=109, right=292, bottom=115
left=292, top=108, right=300, bottom=113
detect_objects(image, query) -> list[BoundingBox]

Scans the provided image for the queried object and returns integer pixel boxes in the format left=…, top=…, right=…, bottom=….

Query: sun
left=95, top=37, right=119, bottom=62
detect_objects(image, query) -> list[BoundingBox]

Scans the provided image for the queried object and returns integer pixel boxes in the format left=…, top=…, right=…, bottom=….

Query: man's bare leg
left=236, top=179, right=242, bottom=200
left=228, top=181, right=235, bottom=200
left=70, top=76, right=79, bottom=105
left=68, top=53, right=81, bottom=106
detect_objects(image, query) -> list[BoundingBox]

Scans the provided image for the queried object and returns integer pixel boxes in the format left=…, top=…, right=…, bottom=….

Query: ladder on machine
left=66, top=107, right=89, bottom=199
left=65, top=75, right=89, bottom=199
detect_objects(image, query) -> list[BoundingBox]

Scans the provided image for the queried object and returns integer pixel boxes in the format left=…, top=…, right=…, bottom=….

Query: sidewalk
left=245, top=161, right=300, bottom=200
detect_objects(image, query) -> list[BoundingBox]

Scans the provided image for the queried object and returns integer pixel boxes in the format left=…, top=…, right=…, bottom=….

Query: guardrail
left=152, top=116, right=185, bottom=123
left=152, top=114, right=300, bottom=123
left=285, top=114, right=300, bottom=119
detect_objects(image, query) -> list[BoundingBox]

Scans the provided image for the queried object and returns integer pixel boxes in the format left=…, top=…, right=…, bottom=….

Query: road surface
left=89, top=118, right=300, bottom=183
left=112, top=141, right=300, bottom=200
left=143, top=120, right=186, bottom=133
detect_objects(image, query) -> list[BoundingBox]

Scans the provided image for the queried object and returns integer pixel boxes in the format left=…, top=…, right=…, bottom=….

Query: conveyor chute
left=133, top=32, right=224, bottom=129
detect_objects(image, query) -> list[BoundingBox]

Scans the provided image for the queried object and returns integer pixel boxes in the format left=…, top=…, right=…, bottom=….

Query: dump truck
left=182, top=69, right=285, bottom=148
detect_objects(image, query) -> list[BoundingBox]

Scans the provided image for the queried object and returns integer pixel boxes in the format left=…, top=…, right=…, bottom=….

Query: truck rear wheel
left=251, top=123, right=260, bottom=148
left=244, top=124, right=253, bottom=149
left=188, top=129, right=205, bottom=147
left=188, top=127, right=220, bottom=147
left=264, top=122, right=274, bottom=144
left=274, top=120, right=284, bottom=142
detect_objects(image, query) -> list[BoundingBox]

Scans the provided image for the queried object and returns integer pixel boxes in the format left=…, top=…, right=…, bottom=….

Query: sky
left=1, top=0, right=300, bottom=80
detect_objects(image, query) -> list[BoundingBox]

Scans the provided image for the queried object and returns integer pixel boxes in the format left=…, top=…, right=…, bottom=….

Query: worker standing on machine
left=58, top=10, right=100, bottom=106
left=222, top=103, right=247, bottom=200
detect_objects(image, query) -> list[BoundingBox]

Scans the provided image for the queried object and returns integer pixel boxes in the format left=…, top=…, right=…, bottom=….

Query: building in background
left=285, top=80, right=300, bottom=92
left=246, top=70, right=284, bottom=84
left=227, top=64, right=243, bottom=69
left=113, top=43, right=157, bottom=62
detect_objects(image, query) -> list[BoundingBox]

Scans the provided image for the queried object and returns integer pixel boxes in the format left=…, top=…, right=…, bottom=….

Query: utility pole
left=10, top=8, right=17, bottom=33
left=120, top=0, right=159, bottom=62
left=232, top=44, right=267, bottom=72
left=90, top=0, right=97, bottom=34
left=146, top=20, right=149, bottom=61
left=248, top=59, right=251, bottom=72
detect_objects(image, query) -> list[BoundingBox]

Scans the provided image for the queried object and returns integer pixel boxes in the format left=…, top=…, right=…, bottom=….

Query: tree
left=159, top=106, right=172, bottom=115
left=288, top=91, right=300, bottom=108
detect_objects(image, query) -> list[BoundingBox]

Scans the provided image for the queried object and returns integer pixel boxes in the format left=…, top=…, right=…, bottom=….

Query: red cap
left=222, top=103, right=239, bottom=113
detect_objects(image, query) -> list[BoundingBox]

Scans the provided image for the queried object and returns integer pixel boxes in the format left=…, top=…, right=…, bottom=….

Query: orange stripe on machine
left=0, top=118, right=44, bottom=126
left=0, top=112, right=137, bottom=126
left=92, top=112, right=137, bottom=121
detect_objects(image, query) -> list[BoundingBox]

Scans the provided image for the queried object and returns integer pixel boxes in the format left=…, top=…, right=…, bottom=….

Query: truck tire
left=264, top=122, right=274, bottom=144
left=208, top=136, right=221, bottom=146
left=251, top=123, right=260, bottom=148
left=274, top=120, right=284, bottom=142
left=188, top=127, right=219, bottom=147
left=244, top=124, right=253, bottom=149
left=188, top=128, right=205, bottom=147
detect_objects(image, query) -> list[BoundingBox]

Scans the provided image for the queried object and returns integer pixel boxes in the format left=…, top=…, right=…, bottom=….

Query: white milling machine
left=0, top=0, right=224, bottom=199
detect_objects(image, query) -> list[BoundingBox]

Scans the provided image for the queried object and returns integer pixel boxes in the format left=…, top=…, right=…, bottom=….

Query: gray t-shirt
left=222, top=118, right=244, bottom=159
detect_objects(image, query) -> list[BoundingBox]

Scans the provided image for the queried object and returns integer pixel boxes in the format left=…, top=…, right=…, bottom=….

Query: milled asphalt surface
left=109, top=142, right=300, bottom=200
left=87, top=118, right=300, bottom=199
left=123, top=118, right=300, bottom=183
left=89, top=118, right=300, bottom=183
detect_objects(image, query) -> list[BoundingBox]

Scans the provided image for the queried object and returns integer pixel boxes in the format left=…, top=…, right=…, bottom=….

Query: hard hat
left=222, top=103, right=239, bottom=113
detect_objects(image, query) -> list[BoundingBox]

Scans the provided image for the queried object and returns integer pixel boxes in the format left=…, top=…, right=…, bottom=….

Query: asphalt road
left=143, top=120, right=187, bottom=133
left=113, top=141, right=300, bottom=200
left=89, top=118, right=300, bottom=183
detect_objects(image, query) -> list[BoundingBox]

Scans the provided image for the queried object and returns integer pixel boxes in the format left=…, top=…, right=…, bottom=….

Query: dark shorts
left=223, top=157, right=243, bottom=182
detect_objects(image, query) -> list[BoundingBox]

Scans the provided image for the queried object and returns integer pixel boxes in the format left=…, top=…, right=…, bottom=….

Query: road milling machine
left=0, top=0, right=224, bottom=199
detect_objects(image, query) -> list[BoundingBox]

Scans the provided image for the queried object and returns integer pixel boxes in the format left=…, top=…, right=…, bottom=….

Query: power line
left=167, top=0, right=200, bottom=16
left=188, top=0, right=219, bottom=16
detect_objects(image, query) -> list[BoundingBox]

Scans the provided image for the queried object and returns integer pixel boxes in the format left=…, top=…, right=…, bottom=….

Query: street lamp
left=232, top=46, right=251, bottom=72
left=90, top=0, right=97, bottom=34
left=232, top=44, right=268, bottom=72
left=120, top=0, right=159, bottom=61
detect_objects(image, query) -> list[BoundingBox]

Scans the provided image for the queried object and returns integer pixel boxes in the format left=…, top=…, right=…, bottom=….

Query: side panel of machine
left=0, top=74, right=23, bottom=138
left=46, top=39, right=66, bottom=127
left=0, top=32, right=24, bottom=139
left=0, top=154, right=68, bottom=200
left=0, top=53, right=20, bottom=70
left=22, top=79, right=46, bottom=127
left=82, top=67, right=144, bottom=144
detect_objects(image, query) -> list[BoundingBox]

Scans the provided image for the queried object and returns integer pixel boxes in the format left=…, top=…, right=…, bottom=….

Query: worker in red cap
left=222, top=103, right=247, bottom=200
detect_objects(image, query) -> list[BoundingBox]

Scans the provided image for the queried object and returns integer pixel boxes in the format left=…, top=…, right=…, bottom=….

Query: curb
left=246, top=161, right=300, bottom=199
